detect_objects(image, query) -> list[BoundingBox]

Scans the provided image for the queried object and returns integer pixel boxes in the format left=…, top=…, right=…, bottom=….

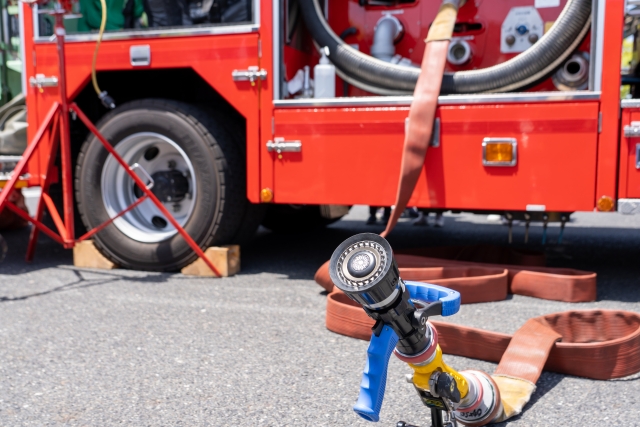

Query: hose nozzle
left=329, top=233, right=430, bottom=357
left=329, top=233, right=462, bottom=422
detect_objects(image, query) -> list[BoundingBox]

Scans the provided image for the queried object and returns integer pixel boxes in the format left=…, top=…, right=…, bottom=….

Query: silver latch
left=130, top=45, right=151, bottom=67
left=29, top=74, right=58, bottom=89
left=266, top=137, right=302, bottom=154
left=232, top=66, right=268, bottom=84
left=624, top=121, right=640, bottom=137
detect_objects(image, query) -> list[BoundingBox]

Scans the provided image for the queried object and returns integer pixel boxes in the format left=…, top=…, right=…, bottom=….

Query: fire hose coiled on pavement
left=317, top=244, right=640, bottom=424
left=299, top=0, right=592, bottom=94
left=316, top=256, right=640, bottom=378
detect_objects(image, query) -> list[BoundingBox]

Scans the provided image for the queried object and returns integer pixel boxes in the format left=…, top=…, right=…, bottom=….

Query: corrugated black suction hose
left=299, top=0, right=592, bottom=94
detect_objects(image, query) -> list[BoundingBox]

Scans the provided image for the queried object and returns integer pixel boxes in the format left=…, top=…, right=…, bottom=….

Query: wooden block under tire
left=181, top=245, right=240, bottom=277
left=73, top=240, right=118, bottom=270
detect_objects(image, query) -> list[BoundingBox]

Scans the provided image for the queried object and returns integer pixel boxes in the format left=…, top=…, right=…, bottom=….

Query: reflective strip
left=365, top=281, right=405, bottom=310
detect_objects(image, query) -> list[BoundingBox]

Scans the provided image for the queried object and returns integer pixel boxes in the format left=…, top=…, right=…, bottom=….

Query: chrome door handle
left=232, top=66, right=267, bottom=83
left=266, top=138, right=302, bottom=153
left=624, top=121, right=640, bottom=137
left=29, top=74, right=58, bottom=88
left=130, top=45, right=151, bottom=67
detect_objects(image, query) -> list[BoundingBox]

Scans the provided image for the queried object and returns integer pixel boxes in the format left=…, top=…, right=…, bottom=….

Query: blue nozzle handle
left=404, top=281, right=461, bottom=317
left=353, top=325, right=399, bottom=422
left=353, top=282, right=460, bottom=422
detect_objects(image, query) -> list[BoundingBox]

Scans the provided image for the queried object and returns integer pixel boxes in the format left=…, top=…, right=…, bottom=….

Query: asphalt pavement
left=0, top=206, right=639, bottom=426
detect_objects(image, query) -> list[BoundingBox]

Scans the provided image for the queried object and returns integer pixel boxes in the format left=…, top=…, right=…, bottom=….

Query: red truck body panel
left=272, top=101, right=600, bottom=211
left=21, top=0, right=629, bottom=213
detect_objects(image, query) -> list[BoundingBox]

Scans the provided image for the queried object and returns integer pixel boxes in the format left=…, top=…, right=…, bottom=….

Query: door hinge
left=598, top=112, right=602, bottom=133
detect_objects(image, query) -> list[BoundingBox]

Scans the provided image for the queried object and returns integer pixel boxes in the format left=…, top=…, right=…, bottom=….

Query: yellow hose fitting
left=425, top=0, right=464, bottom=43
left=410, top=344, right=469, bottom=398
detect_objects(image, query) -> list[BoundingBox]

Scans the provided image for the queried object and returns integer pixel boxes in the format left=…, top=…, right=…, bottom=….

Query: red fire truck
left=10, top=0, right=637, bottom=270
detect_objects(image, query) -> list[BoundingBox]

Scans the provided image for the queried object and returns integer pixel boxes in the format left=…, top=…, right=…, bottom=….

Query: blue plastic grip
left=353, top=325, right=399, bottom=422
left=353, top=282, right=460, bottom=422
left=404, top=281, right=461, bottom=316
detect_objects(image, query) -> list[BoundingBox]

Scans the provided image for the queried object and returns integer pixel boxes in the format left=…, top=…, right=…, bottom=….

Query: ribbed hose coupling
left=454, top=371, right=503, bottom=426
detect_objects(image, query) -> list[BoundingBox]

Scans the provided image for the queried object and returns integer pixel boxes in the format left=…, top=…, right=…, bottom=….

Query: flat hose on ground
left=299, top=0, right=592, bottom=94
left=316, top=252, right=640, bottom=423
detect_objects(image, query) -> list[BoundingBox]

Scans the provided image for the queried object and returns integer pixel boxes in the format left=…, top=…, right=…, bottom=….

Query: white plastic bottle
left=314, top=47, right=336, bottom=98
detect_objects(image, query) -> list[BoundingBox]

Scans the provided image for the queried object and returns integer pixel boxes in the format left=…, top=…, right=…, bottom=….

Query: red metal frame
left=0, top=10, right=221, bottom=276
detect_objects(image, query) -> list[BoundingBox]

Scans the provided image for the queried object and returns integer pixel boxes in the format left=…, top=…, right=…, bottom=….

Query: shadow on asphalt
left=2, top=216, right=639, bottom=302
left=492, top=372, right=565, bottom=426
left=242, top=218, right=640, bottom=302
left=0, top=269, right=116, bottom=302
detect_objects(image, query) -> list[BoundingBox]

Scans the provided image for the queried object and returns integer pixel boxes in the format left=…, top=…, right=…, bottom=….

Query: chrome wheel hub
left=100, top=132, right=197, bottom=243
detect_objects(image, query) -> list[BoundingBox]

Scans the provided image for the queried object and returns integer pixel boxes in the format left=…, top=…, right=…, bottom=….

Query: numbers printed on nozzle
left=458, top=408, right=485, bottom=419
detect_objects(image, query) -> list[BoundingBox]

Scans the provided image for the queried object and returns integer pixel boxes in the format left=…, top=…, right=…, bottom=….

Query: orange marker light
left=482, top=138, right=517, bottom=167
left=260, top=188, right=274, bottom=203
left=485, top=144, right=513, bottom=163
left=596, top=196, right=614, bottom=212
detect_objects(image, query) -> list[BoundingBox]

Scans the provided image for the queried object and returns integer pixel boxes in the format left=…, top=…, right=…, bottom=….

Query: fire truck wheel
left=261, top=204, right=341, bottom=234
left=75, top=99, right=248, bottom=271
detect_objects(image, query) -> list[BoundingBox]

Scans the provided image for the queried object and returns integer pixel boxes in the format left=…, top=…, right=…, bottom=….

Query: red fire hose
left=316, top=254, right=640, bottom=423
left=381, top=0, right=458, bottom=237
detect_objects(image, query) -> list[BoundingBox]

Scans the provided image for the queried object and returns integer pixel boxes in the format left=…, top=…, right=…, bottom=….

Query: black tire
left=75, top=99, right=249, bottom=271
left=261, top=204, right=341, bottom=234
left=194, top=105, right=266, bottom=245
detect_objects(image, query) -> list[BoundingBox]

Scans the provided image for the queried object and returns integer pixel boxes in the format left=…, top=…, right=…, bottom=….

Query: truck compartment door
left=270, top=101, right=599, bottom=212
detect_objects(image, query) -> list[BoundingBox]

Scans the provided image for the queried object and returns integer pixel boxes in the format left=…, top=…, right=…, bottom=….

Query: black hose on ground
left=299, top=0, right=592, bottom=94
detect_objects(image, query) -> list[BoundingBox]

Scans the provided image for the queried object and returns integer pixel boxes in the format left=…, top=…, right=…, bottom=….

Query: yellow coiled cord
left=91, top=0, right=114, bottom=108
